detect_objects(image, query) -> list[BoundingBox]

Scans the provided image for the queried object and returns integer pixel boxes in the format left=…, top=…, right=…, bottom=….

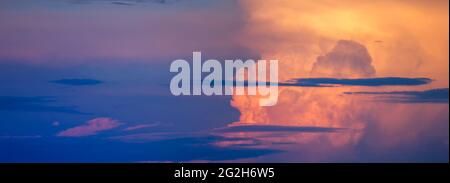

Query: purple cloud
left=57, top=117, right=121, bottom=137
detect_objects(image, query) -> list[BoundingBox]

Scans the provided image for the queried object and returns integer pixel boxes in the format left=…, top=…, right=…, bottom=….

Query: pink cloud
left=122, top=121, right=169, bottom=131
left=123, top=124, right=157, bottom=131
left=57, top=117, right=121, bottom=137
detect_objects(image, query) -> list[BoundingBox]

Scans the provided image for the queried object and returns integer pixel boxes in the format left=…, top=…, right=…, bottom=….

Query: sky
left=0, top=0, right=448, bottom=162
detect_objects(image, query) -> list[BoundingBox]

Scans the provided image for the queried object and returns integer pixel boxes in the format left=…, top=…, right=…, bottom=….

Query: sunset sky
left=0, top=0, right=448, bottom=162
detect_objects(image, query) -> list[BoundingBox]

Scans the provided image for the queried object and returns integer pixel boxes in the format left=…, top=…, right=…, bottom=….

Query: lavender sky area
left=0, top=0, right=448, bottom=162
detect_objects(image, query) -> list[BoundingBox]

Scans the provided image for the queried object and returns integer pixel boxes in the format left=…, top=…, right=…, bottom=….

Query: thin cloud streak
left=284, top=77, right=432, bottom=87
left=0, top=96, right=87, bottom=114
left=50, top=79, right=103, bottom=86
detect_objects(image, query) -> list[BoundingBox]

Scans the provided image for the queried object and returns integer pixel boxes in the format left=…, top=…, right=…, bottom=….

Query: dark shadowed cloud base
left=216, top=125, right=346, bottom=133
left=220, top=77, right=432, bottom=88
left=345, top=88, right=449, bottom=103
left=283, top=77, right=432, bottom=87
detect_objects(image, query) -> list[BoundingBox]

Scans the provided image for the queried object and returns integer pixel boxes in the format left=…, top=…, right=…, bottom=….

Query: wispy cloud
left=0, top=96, right=86, bottom=114
left=123, top=124, right=155, bottom=131
left=57, top=117, right=122, bottom=137
left=68, top=0, right=178, bottom=6
left=344, top=88, right=449, bottom=103
left=50, top=79, right=103, bottom=86
left=122, top=122, right=167, bottom=131
left=110, top=1, right=133, bottom=6
left=0, top=135, right=42, bottom=139
left=109, top=132, right=194, bottom=142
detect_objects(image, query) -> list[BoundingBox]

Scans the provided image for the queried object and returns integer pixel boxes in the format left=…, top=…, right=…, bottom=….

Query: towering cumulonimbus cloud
left=229, top=39, right=372, bottom=147
left=223, top=0, right=449, bottom=161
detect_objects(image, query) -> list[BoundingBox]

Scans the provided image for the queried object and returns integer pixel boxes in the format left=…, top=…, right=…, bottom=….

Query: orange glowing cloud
left=222, top=0, right=449, bottom=158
